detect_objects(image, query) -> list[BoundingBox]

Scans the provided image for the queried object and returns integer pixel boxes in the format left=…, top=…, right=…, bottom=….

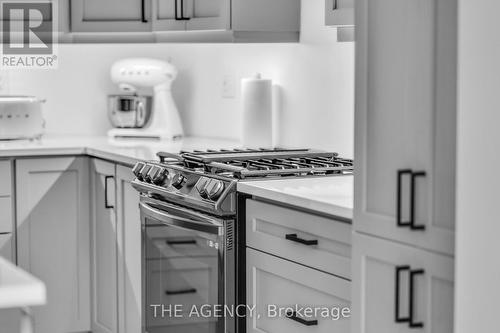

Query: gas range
left=131, top=148, right=353, bottom=216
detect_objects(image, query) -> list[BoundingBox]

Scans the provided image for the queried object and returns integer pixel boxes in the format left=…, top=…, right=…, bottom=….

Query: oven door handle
left=140, top=202, right=222, bottom=235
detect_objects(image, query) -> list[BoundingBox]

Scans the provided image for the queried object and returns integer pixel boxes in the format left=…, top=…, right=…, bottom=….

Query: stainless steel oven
left=140, top=196, right=235, bottom=333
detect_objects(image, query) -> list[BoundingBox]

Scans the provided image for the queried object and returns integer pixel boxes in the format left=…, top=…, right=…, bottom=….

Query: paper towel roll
left=241, top=73, right=273, bottom=148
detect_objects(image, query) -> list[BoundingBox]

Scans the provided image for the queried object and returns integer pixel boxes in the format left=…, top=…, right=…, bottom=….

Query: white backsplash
left=7, top=1, right=354, bottom=157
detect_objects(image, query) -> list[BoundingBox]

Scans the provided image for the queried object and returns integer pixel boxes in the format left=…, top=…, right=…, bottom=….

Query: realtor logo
left=1, top=1, right=58, bottom=69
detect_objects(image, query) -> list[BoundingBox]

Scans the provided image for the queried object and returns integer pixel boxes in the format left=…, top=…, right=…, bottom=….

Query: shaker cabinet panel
left=185, top=0, right=230, bottom=30
left=71, top=0, right=152, bottom=32
left=325, top=0, right=354, bottom=26
left=354, top=0, right=457, bottom=255
left=351, top=233, right=454, bottom=333
left=247, top=248, right=351, bottom=333
left=16, top=157, right=91, bottom=333
left=116, top=164, right=142, bottom=333
left=90, top=159, right=118, bottom=333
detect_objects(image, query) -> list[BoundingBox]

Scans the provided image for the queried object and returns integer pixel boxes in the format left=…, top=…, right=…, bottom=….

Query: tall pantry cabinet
left=352, top=0, right=457, bottom=331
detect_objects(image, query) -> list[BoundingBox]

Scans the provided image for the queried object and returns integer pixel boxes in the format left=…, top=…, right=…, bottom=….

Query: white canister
left=241, top=73, right=273, bottom=148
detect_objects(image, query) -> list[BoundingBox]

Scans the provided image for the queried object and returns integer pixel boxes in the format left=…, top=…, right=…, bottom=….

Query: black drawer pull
left=165, top=288, right=197, bottom=295
left=166, top=239, right=197, bottom=245
left=285, top=234, right=318, bottom=246
left=409, top=269, right=425, bottom=328
left=141, top=0, right=147, bottom=22
left=395, top=265, right=410, bottom=323
left=104, top=175, right=114, bottom=209
left=175, top=0, right=190, bottom=20
left=395, top=266, right=425, bottom=329
left=286, top=311, right=318, bottom=326
left=396, top=169, right=412, bottom=227
left=410, top=172, right=426, bottom=230
left=397, top=169, right=426, bottom=231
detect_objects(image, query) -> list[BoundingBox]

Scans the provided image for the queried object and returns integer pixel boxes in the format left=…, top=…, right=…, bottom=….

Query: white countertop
left=237, top=175, right=353, bottom=220
left=0, top=135, right=353, bottom=219
left=0, top=257, right=46, bottom=309
left=0, top=134, right=240, bottom=166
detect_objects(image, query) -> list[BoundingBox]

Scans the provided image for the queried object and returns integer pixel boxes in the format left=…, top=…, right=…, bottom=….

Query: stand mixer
left=107, top=58, right=183, bottom=140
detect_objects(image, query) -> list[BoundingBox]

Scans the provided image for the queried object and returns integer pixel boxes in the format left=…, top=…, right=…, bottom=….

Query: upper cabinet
left=67, top=0, right=300, bottom=43
left=354, top=0, right=457, bottom=256
left=325, top=0, right=354, bottom=26
left=71, top=0, right=152, bottom=32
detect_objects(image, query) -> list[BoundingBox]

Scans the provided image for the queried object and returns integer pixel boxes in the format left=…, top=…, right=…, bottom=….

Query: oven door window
left=144, top=216, right=222, bottom=333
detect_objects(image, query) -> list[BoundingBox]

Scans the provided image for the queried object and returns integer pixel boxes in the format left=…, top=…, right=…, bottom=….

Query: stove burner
left=157, top=148, right=353, bottom=179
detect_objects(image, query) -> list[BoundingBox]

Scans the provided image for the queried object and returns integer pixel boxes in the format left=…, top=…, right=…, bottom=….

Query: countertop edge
left=237, top=181, right=353, bottom=220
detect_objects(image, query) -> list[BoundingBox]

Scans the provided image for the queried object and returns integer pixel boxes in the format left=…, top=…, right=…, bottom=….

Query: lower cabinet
left=351, top=232, right=454, bottom=333
left=116, top=164, right=142, bottom=333
left=91, top=159, right=142, bottom=333
left=246, top=248, right=351, bottom=333
left=90, top=159, right=118, bottom=333
left=16, top=157, right=91, bottom=333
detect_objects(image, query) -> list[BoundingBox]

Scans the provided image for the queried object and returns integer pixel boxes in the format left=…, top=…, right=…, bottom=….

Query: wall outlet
left=222, top=74, right=236, bottom=99
left=0, top=71, right=10, bottom=94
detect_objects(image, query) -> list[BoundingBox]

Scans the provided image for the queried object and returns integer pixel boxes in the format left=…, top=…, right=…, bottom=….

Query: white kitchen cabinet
left=16, top=157, right=91, bottom=333
left=247, top=248, right=351, bottom=333
left=90, top=159, right=118, bottom=333
left=351, top=233, right=454, bottom=333
left=153, top=0, right=230, bottom=32
left=116, top=164, right=142, bottom=333
left=71, top=0, right=152, bottom=32
left=354, top=0, right=457, bottom=255
left=325, top=0, right=354, bottom=26
left=246, top=199, right=351, bottom=279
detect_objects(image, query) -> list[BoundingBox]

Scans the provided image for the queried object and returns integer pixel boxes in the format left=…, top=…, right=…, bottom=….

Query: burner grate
left=157, top=149, right=353, bottom=179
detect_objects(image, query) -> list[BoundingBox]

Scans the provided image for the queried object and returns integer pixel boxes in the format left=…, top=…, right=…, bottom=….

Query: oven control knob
left=132, top=162, right=145, bottom=179
left=171, top=174, right=187, bottom=189
left=140, top=164, right=153, bottom=181
left=152, top=167, right=168, bottom=185
left=145, top=165, right=161, bottom=183
left=205, top=179, right=225, bottom=201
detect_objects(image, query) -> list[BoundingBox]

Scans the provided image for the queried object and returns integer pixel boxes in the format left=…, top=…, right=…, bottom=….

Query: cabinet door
left=354, top=0, right=457, bottom=255
left=325, top=0, right=354, bottom=26
left=71, top=0, right=152, bottom=32
left=116, top=165, right=141, bottom=333
left=351, top=233, right=454, bottom=333
left=16, top=157, right=91, bottom=333
left=90, top=159, right=118, bottom=333
left=185, top=0, right=230, bottom=30
left=152, top=0, right=187, bottom=31
left=247, top=248, right=351, bottom=333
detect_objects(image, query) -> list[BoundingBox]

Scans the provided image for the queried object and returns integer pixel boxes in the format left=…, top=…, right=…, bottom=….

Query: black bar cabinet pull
left=395, top=265, right=410, bottom=323
left=104, top=175, right=114, bottom=209
left=286, top=311, right=318, bottom=327
left=397, top=169, right=412, bottom=227
left=141, top=0, right=148, bottom=22
left=165, top=288, right=197, bottom=295
left=166, top=239, right=197, bottom=245
left=333, top=0, right=338, bottom=10
left=285, top=233, right=318, bottom=246
left=175, top=0, right=190, bottom=20
left=409, top=269, right=425, bottom=328
left=410, top=171, right=426, bottom=230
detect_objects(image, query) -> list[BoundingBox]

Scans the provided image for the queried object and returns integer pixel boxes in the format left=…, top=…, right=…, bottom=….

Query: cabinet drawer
left=351, top=233, right=454, bottom=333
left=246, top=248, right=351, bottom=333
left=246, top=199, right=351, bottom=278
left=0, top=197, right=12, bottom=233
left=0, top=233, right=13, bottom=261
left=0, top=160, right=12, bottom=196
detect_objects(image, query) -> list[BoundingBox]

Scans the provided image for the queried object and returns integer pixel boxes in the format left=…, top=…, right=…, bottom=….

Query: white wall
left=455, top=0, right=500, bottom=331
left=7, top=1, right=354, bottom=157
